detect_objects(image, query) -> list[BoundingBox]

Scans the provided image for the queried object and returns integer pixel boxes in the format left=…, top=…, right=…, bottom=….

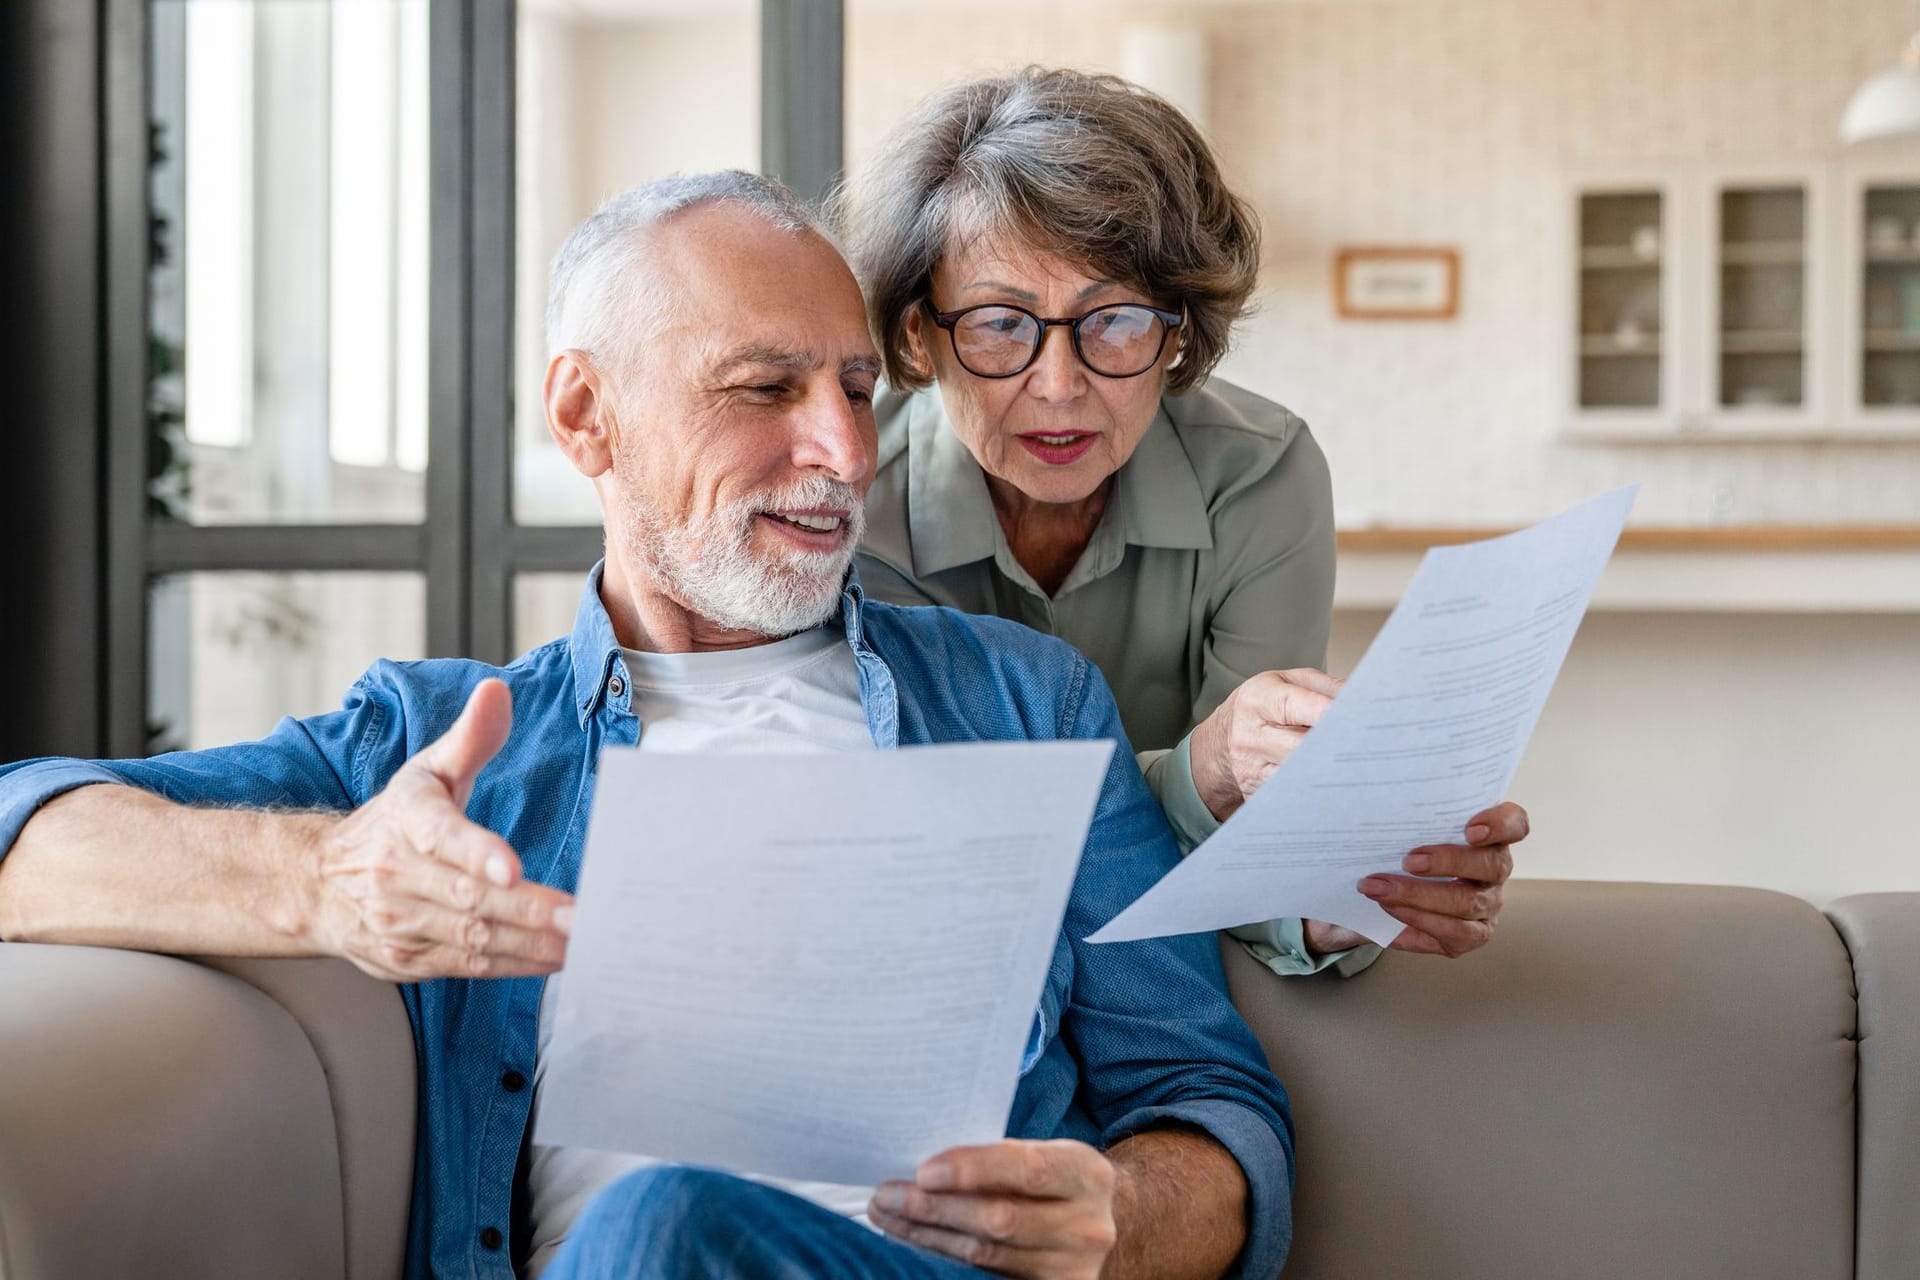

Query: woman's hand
left=1188, top=668, right=1345, bottom=823
left=1304, top=801, right=1530, bottom=959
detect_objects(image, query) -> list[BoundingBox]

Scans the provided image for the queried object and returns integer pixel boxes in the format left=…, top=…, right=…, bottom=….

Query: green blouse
left=857, top=377, right=1378, bottom=977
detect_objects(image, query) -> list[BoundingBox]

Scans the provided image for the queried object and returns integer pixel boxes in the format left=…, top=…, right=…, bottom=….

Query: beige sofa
left=2, top=880, right=1914, bottom=1279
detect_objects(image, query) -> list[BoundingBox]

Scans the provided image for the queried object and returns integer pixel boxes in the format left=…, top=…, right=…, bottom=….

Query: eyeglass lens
left=949, top=304, right=1170, bottom=377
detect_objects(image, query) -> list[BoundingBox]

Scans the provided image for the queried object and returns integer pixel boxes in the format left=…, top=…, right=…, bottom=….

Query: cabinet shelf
left=1720, top=330, right=1805, bottom=354
left=1581, top=337, right=1663, bottom=357
left=1863, top=330, right=1920, bottom=352
left=1721, top=241, right=1804, bottom=265
left=1863, top=248, right=1920, bottom=266
left=1580, top=247, right=1662, bottom=270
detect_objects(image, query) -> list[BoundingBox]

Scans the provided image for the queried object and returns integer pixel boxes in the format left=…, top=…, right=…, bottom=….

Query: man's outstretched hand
left=309, top=678, right=574, bottom=981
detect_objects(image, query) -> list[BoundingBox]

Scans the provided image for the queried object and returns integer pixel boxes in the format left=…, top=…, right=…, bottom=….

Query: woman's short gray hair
left=547, top=170, right=822, bottom=363
left=835, top=67, right=1260, bottom=395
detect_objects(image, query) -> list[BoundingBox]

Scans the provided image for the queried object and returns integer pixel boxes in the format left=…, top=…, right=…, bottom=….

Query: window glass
left=149, top=0, right=430, bottom=524
left=149, top=571, right=426, bottom=751
left=513, top=0, right=760, bottom=526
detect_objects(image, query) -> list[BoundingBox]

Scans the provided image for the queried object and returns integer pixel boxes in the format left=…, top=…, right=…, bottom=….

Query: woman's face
left=908, top=231, right=1175, bottom=508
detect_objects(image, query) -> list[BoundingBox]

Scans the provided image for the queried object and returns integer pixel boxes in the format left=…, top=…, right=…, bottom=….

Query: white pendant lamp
left=1841, top=32, right=1920, bottom=144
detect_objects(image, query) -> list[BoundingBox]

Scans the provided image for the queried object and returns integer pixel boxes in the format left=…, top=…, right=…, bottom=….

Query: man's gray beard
left=616, top=472, right=865, bottom=638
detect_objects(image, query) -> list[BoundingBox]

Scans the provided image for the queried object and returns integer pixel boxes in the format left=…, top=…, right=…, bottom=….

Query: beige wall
left=1329, top=606, right=1920, bottom=905
left=848, top=0, right=1920, bottom=528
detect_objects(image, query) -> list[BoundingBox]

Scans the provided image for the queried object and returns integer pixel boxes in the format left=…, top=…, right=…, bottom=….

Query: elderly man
left=0, top=172, right=1291, bottom=1280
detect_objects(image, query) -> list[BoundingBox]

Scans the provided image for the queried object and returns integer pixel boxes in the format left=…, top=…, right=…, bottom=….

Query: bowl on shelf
left=1869, top=215, right=1906, bottom=253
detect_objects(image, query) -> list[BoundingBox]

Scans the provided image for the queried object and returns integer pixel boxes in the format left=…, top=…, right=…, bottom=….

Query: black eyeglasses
left=922, top=300, right=1184, bottom=380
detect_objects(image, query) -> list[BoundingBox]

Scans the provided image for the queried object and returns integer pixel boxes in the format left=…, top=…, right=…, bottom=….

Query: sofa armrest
left=1827, top=892, right=1920, bottom=1280
left=198, top=957, right=416, bottom=1280
left=0, top=944, right=349, bottom=1279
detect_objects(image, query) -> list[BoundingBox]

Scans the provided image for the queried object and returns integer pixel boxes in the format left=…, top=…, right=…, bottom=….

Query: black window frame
left=42, top=0, right=847, bottom=761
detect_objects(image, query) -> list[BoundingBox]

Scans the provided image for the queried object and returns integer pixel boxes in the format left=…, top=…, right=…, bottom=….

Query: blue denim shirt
left=0, top=568, right=1294, bottom=1280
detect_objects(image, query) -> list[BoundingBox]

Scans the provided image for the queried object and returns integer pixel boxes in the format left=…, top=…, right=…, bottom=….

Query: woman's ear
left=902, top=304, right=935, bottom=380
left=544, top=350, right=615, bottom=478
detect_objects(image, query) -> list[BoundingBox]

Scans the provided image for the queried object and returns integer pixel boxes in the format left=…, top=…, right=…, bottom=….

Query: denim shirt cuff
left=1101, top=1098, right=1293, bottom=1280
left=0, top=760, right=129, bottom=864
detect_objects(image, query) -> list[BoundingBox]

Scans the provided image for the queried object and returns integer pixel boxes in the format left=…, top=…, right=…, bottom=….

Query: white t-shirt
left=524, top=626, right=876, bottom=1278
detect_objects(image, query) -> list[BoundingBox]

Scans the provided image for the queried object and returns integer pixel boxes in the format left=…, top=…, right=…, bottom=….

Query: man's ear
left=544, top=350, right=615, bottom=478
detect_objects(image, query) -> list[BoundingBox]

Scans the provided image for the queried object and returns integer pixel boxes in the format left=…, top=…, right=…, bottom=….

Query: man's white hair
left=546, top=170, right=824, bottom=364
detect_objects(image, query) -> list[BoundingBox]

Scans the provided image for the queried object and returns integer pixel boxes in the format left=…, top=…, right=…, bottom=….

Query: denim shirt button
left=608, top=675, right=626, bottom=698
left=479, top=1227, right=503, bottom=1250
left=500, top=1069, right=526, bottom=1093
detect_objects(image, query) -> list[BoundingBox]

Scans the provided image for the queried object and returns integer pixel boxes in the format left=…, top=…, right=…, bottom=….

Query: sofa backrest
left=1226, top=880, right=1860, bottom=1280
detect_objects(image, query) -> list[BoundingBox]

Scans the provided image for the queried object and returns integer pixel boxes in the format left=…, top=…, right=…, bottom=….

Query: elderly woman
left=842, top=67, right=1526, bottom=976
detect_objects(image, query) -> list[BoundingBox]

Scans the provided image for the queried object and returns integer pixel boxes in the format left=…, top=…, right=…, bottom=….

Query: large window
left=107, top=0, right=838, bottom=757
left=143, top=0, right=434, bottom=749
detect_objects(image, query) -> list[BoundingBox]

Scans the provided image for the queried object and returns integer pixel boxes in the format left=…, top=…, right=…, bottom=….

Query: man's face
left=600, top=206, right=881, bottom=637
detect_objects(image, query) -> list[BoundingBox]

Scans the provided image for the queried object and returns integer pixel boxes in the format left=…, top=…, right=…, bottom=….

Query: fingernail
left=872, top=1185, right=906, bottom=1212
left=1467, top=824, right=1491, bottom=844
left=916, top=1162, right=955, bottom=1191
left=1360, top=877, right=1391, bottom=898
left=485, top=854, right=513, bottom=887
left=1404, top=852, right=1432, bottom=874
left=551, top=905, right=574, bottom=935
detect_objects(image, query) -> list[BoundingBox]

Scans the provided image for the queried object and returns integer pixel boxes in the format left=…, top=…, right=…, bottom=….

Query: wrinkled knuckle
left=376, top=942, right=415, bottom=973
left=460, top=916, right=493, bottom=952
left=364, top=904, right=403, bottom=934
left=369, top=845, right=404, bottom=877
left=983, top=1200, right=1019, bottom=1240
left=1473, top=887, right=1499, bottom=918
left=1085, top=1214, right=1119, bottom=1253
left=450, top=874, right=481, bottom=912
left=1021, top=1150, right=1054, bottom=1196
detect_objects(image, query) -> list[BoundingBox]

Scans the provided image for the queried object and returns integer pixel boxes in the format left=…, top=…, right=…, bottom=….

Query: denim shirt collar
left=567, top=560, right=897, bottom=746
left=567, top=562, right=628, bottom=728
left=904, top=390, right=1213, bottom=582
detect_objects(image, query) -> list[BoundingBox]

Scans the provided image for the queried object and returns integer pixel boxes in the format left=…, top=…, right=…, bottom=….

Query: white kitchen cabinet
left=1565, top=158, right=1919, bottom=441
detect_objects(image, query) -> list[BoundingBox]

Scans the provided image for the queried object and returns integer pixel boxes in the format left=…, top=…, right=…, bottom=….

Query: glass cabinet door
left=1857, top=181, right=1920, bottom=413
left=1576, top=189, right=1669, bottom=415
left=1713, top=184, right=1809, bottom=415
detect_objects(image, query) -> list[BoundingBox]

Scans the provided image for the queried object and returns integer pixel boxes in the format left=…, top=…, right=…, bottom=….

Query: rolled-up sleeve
left=0, top=673, right=402, bottom=864
left=1062, top=659, right=1295, bottom=1280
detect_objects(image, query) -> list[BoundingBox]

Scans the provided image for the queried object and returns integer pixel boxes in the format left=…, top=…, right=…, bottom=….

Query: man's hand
left=1305, top=800, right=1529, bottom=959
left=310, top=678, right=574, bottom=981
left=868, top=1140, right=1117, bottom=1280
left=1189, top=668, right=1344, bottom=823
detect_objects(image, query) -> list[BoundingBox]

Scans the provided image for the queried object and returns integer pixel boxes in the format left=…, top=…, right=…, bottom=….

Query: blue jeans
left=542, top=1166, right=992, bottom=1280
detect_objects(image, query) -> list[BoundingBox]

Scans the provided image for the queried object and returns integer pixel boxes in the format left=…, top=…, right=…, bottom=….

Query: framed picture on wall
left=1334, top=247, right=1460, bottom=320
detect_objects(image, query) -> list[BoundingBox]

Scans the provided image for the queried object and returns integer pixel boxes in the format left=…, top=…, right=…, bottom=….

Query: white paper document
left=1090, top=486, right=1638, bottom=947
left=534, top=740, right=1115, bottom=1187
